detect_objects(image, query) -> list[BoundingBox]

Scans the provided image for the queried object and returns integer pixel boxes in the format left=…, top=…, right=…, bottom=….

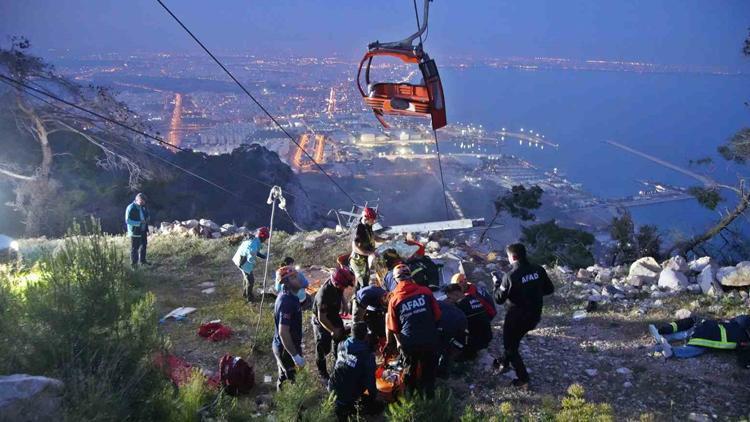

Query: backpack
left=219, top=354, right=255, bottom=395
left=406, top=255, right=440, bottom=288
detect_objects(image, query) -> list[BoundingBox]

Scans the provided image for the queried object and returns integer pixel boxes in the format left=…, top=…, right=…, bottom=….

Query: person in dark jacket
left=649, top=315, right=750, bottom=361
left=492, top=243, right=554, bottom=388
left=436, top=284, right=468, bottom=378
left=447, top=283, right=492, bottom=360
left=328, top=322, right=383, bottom=421
left=386, top=264, right=441, bottom=398
left=272, top=266, right=305, bottom=390
left=312, top=267, right=355, bottom=381
left=125, top=193, right=150, bottom=268
left=354, top=284, right=387, bottom=348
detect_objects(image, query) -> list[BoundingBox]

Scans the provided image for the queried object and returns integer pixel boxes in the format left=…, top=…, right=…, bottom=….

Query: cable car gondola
left=357, top=0, right=446, bottom=130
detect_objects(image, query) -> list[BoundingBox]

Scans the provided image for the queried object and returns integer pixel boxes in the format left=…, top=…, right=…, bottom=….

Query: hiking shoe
left=510, top=378, right=529, bottom=390
left=648, top=324, right=664, bottom=344
left=660, top=336, right=673, bottom=359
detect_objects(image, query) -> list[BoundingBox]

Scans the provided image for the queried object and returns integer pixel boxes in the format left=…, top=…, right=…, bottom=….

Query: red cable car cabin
left=357, top=46, right=446, bottom=131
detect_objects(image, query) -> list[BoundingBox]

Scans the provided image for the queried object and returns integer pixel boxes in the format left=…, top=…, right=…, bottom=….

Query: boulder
left=576, top=268, right=593, bottom=281
left=687, top=256, right=712, bottom=273
left=698, top=266, right=723, bottom=296
left=675, top=308, right=692, bottom=320
left=625, top=275, right=651, bottom=288
left=718, top=265, right=750, bottom=287
left=0, top=374, right=64, bottom=421
left=211, top=232, right=222, bottom=239
left=199, top=219, right=220, bottom=231
left=657, top=269, right=689, bottom=290
left=183, top=219, right=200, bottom=229
left=662, top=256, right=688, bottom=273
left=159, top=222, right=173, bottom=233
left=595, top=269, right=613, bottom=284
left=629, top=257, right=661, bottom=280
left=220, top=224, right=238, bottom=235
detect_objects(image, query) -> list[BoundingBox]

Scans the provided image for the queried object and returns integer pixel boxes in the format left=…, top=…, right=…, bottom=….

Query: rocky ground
left=30, top=223, right=748, bottom=421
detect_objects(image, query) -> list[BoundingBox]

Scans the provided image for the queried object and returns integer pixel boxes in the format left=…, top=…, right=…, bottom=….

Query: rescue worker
left=231, top=227, right=269, bottom=301
left=275, top=257, right=309, bottom=305
left=272, top=266, right=305, bottom=390
left=354, top=284, right=387, bottom=347
left=312, top=267, right=355, bottom=382
left=328, top=322, right=383, bottom=421
left=350, top=207, right=385, bottom=313
left=436, top=284, right=468, bottom=378
left=649, top=315, right=750, bottom=362
left=125, top=193, right=150, bottom=268
left=386, top=264, right=441, bottom=398
left=493, top=243, right=554, bottom=388
left=446, top=281, right=492, bottom=360
left=451, top=273, right=497, bottom=320
left=381, top=249, right=403, bottom=293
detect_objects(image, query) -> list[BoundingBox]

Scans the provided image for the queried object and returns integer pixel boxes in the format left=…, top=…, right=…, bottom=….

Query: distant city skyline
left=1, top=1, right=749, bottom=69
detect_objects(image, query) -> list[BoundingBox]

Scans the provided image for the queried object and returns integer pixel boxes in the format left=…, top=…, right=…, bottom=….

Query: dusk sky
left=1, top=1, right=749, bottom=68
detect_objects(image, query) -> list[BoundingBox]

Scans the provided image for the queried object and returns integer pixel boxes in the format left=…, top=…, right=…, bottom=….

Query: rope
left=413, top=0, right=425, bottom=47
left=433, top=128, right=451, bottom=219
left=155, top=0, right=357, bottom=206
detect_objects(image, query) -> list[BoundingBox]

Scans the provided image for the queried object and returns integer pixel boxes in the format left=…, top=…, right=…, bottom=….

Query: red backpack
left=219, top=354, right=255, bottom=395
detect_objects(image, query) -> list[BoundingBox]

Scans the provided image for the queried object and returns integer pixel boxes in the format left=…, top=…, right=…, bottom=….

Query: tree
left=609, top=211, right=662, bottom=265
left=480, top=184, right=543, bottom=242
left=521, top=220, right=595, bottom=269
left=671, top=30, right=750, bottom=258
left=0, top=38, right=154, bottom=235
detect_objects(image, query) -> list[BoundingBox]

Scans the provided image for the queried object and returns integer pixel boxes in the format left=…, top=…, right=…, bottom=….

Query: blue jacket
left=328, top=337, right=376, bottom=406
left=232, top=238, right=264, bottom=274
left=125, top=202, right=147, bottom=237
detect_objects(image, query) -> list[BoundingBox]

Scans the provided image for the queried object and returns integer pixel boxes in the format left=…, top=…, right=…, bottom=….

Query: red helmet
left=332, top=267, right=355, bottom=289
left=362, top=207, right=377, bottom=221
left=257, top=227, right=270, bottom=240
left=393, top=264, right=412, bottom=281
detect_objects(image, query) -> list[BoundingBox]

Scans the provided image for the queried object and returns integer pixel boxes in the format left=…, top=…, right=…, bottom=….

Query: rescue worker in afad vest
left=649, top=314, right=750, bottom=366
left=386, top=264, right=441, bottom=398
left=349, top=207, right=385, bottom=314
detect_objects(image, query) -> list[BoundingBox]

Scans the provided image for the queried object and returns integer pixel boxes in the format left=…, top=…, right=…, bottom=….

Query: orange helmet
left=276, top=266, right=297, bottom=284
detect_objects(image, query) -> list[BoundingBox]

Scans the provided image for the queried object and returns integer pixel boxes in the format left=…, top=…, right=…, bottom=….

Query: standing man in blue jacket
left=232, top=227, right=269, bottom=301
left=125, top=193, right=150, bottom=268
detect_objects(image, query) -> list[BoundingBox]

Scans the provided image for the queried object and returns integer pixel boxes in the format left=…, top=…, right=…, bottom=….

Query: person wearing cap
left=385, top=263, right=441, bottom=397
left=328, top=322, right=383, bottom=421
left=312, top=267, right=355, bottom=381
left=649, top=314, right=750, bottom=362
left=350, top=207, right=386, bottom=312
left=275, top=257, right=309, bottom=305
left=451, top=273, right=497, bottom=320
left=445, top=280, right=492, bottom=360
left=492, top=243, right=554, bottom=389
left=272, top=266, right=305, bottom=390
left=354, top=284, right=388, bottom=347
left=231, top=227, right=269, bottom=301
left=125, top=193, right=151, bottom=268
left=436, top=284, right=468, bottom=378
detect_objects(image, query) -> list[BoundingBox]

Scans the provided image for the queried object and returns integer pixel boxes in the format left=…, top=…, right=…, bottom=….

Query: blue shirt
left=232, top=237, right=263, bottom=274
left=383, top=270, right=397, bottom=293
left=273, top=291, right=302, bottom=349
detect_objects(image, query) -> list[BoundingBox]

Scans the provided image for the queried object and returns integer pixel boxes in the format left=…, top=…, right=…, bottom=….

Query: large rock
left=199, top=219, right=220, bottom=231
left=625, top=275, right=651, bottom=288
left=698, top=265, right=723, bottom=296
left=576, top=268, right=593, bottom=281
left=0, top=374, right=64, bottom=421
left=662, top=256, right=688, bottom=273
left=629, top=257, right=661, bottom=280
left=220, top=224, right=238, bottom=235
left=718, top=264, right=750, bottom=287
left=657, top=269, right=689, bottom=290
left=688, top=256, right=712, bottom=273
left=595, top=269, right=613, bottom=284
left=182, top=219, right=200, bottom=229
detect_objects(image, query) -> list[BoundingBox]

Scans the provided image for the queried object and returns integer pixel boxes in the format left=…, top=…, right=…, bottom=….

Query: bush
left=273, top=368, right=335, bottom=421
left=386, top=388, right=457, bottom=422
left=0, top=220, right=171, bottom=420
left=168, top=369, right=213, bottom=422
left=555, top=384, right=613, bottom=422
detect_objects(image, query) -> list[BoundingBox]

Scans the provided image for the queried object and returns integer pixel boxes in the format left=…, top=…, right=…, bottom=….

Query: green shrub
left=386, top=388, right=457, bottom=422
left=273, top=368, right=335, bottom=421
left=169, top=369, right=213, bottom=422
left=555, top=384, right=613, bottom=422
left=0, top=220, right=171, bottom=421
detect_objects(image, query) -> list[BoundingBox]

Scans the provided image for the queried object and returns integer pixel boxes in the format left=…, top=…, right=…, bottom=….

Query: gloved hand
left=292, top=354, right=305, bottom=368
